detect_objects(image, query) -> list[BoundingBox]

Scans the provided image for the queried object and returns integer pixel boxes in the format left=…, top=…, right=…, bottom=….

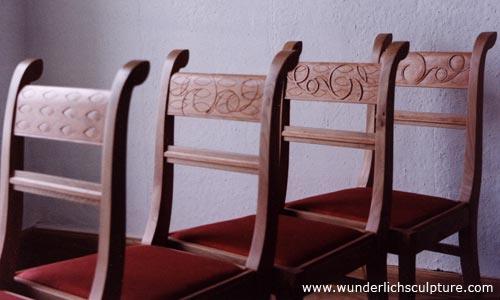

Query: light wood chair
left=139, top=48, right=300, bottom=299
left=169, top=40, right=409, bottom=299
left=0, top=58, right=151, bottom=299
left=285, top=32, right=497, bottom=299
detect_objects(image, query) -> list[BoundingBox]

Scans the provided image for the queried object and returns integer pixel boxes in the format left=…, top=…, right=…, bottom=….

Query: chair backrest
left=142, top=49, right=300, bottom=275
left=361, top=32, right=496, bottom=207
left=0, top=59, right=149, bottom=299
left=281, top=40, right=409, bottom=233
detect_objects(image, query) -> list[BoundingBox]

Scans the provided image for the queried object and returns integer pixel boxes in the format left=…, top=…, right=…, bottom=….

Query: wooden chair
left=139, top=48, right=300, bottom=299
left=285, top=32, right=497, bottom=299
left=0, top=58, right=152, bottom=299
left=169, top=41, right=409, bottom=299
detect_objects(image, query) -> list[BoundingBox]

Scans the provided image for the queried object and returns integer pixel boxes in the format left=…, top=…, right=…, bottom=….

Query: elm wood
left=282, top=126, right=375, bottom=150
left=394, top=111, right=466, bottom=129
left=142, top=49, right=189, bottom=247
left=358, top=33, right=392, bottom=188
left=171, top=41, right=407, bottom=300
left=276, top=41, right=302, bottom=224
left=0, top=59, right=43, bottom=289
left=0, top=58, right=150, bottom=300
left=396, top=52, right=471, bottom=89
left=90, top=60, right=149, bottom=300
left=426, top=243, right=460, bottom=256
left=168, top=237, right=247, bottom=266
left=393, top=32, right=495, bottom=300
left=10, top=170, right=101, bottom=206
left=143, top=48, right=300, bottom=299
left=286, top=62, right=381, bottom=104
left=290, top=33, right=496, bottom=300
left=164, top=145, right=259, bottom=174
left=283, top=207, right=366, bottom=231
left=168, top=72, right=266, bottom=122
left=14, top=86, right=109, bottom=145
left=280, top=41, right=408, bottom=299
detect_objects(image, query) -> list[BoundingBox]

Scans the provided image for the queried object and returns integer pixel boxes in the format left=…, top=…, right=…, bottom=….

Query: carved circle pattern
left=397, top=52, right=470, bottom=88
left=286, top=62, right=380, bottom=103
left=14, top=85, right=109, bottom=144
left=168, top=73, right=265, bottom=121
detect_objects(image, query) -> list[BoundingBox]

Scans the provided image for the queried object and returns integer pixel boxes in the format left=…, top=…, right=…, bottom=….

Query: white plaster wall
left=13, top=0, right=500, bottom=277
left=0, top=0, right=25, bottom=137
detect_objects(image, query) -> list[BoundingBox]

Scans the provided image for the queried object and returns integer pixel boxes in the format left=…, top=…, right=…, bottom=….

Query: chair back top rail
left=396, top=51, right=471, bottom=89
left=285, top=62, right=380, bottom=104
left=14, top=85, right=110, bottom=145
left=168, top=72, right=266, bottom=122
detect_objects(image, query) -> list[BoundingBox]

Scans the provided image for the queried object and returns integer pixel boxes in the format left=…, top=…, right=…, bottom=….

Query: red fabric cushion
left=0, top=291, right=26, bottom=300
left=171, top=215, right=363, bottom=267
left=286, top=187, right=458, bottom=229
left=16, top=245, right=243, bottom=299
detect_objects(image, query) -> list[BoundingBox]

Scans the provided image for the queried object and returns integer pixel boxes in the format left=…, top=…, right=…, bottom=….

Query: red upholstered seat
left=15, top=245, right=243, bottom=299
left=286, top=187, right=458, bottom=229
left=0, top=291, right=27, bottom=300
left=171, top=215, right=363, bottom=267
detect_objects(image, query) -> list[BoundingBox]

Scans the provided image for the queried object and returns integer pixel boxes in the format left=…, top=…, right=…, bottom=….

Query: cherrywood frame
left=0, top=58, right=150, bottom=299
left=165, top=41, right=408, bottom=299
left=286, top=32, right=496, bottom=300
left=141, top=48, right=300, bottom=299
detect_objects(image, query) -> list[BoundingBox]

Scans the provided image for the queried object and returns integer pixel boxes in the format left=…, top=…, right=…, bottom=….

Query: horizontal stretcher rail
left=10, top=170, right=101, bottom=205
left=282, top=126, right=375, bottom=150
left=165, top=145, right=260, bottom=174
left=395, top=110, right=466, bottom=129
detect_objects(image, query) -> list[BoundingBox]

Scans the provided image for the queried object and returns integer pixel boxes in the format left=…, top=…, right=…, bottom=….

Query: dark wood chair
left=285, top=32, right=497, bottom=299
left=168, top=41, right=409, bottom=299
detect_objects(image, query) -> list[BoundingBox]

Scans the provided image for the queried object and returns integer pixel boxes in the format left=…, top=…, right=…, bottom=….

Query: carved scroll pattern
left=168, top=72, right=266, bottom=122
left=396, top=52, right=471, bottom=89
left=14, top=85, right=109, bottom=145
left=286, top=62, right=381, bottom=104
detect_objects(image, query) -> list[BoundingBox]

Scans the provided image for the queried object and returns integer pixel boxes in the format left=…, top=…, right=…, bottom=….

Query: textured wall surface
left=0, top=0, right=25, bottom=138
left=5, top=0, right=499, bottom=277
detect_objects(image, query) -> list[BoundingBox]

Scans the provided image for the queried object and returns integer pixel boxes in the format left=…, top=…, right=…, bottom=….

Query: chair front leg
left=459, top=222, right=481, bottom=286
left=398, top=251, right=416, bottom=300
left=366, top=249, right=388, bottom=300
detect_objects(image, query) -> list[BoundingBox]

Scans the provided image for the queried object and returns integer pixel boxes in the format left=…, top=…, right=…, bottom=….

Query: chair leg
left=366, top=251, right=388, bottom=300
left=459, top=224, right=481, bottom=285
left=398, top=252, right=416, bottom=300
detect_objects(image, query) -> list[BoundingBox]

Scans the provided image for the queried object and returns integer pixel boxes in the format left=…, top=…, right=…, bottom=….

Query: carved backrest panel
left=285, top=62, right=381, bottom=104
left=14, top=85, right=109, bottom=145
left=167, top=72, right=266, bottom=122
left=396, top=52, right=471, bottom=89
